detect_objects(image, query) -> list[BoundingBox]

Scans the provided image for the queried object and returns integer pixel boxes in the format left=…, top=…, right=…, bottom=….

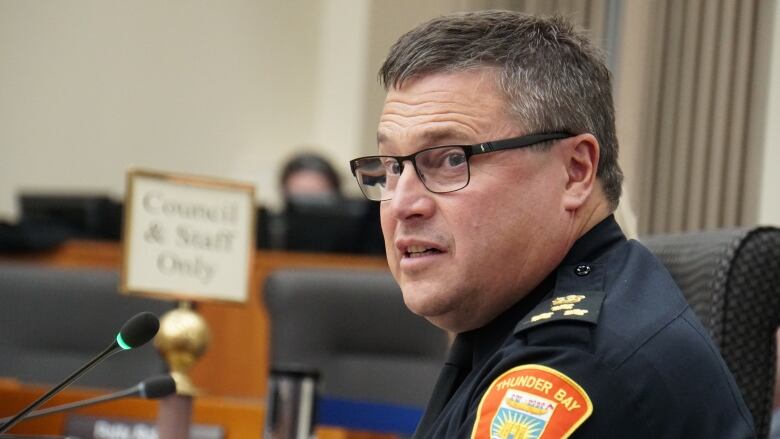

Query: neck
left=568, top=194, right=612, bottom=248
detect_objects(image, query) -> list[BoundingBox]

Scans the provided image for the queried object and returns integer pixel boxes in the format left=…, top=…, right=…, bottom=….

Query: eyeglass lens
left=353, top=146, right=470, bottom=201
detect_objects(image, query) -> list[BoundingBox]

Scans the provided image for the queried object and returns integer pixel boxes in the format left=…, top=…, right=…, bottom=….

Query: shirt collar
left=463, top=272, right=555, bottom=369
left=562, top=214, right=625, bottom=265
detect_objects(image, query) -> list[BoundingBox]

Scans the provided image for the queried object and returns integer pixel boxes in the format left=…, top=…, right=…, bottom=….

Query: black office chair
left=263, top=268, right=448, bottom=435
left=643, top=226, right=780, bottom=438
left=0, top=264, right=174, bottom=389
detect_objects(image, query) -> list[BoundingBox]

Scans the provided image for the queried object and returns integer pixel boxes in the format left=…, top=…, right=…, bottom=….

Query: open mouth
left=405, top=245, right=443, bottom=258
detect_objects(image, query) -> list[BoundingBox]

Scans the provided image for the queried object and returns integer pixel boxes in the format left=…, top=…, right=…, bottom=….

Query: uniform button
left=575, top=264, right=591, bottom=276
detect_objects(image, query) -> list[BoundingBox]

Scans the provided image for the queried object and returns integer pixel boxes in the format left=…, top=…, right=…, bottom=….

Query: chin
left=401, top=285, right=446, bottom=317
left=426, top=312, right=477, bottom=333
left=400, top=290, right=433, bottom=317
left=401, top=287, right=466, bottom=331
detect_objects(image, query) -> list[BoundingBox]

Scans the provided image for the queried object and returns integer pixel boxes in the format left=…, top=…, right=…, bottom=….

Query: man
left=349, top=11, right=755, bottom=439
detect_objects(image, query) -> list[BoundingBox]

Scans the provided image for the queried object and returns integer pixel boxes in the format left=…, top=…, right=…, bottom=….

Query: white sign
left=121, top=170, right=255, bottom=303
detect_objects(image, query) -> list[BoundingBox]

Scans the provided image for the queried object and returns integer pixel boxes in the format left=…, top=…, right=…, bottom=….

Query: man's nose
left=388, top=161, right=434, bottom=219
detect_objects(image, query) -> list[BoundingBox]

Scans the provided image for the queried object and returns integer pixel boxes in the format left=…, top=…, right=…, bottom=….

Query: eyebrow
left=377, top=127, right=474, bottom=150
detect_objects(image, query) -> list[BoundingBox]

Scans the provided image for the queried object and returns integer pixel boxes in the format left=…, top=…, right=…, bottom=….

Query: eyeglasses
left=349, top=132, right=572, bottom=201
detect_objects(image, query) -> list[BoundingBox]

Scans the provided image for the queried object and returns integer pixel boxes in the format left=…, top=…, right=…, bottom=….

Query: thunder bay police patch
left=471, top=365, right=592, bottom=439
left=490, top=389, right=555, bottom=438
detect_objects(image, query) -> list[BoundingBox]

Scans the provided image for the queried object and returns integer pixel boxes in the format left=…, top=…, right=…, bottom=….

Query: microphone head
left=116, top=312, right=160, bottom=350
left=138, top=374, right=177, bottom=399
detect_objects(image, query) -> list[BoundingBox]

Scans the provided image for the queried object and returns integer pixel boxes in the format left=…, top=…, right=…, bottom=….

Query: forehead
left=377, top=69, right=517, bottom=153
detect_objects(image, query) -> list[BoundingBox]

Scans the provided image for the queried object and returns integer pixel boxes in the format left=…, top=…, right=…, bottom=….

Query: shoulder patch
left=470, top=364, right=593, bottom=439
left=515, top=290, right=606, bottom=334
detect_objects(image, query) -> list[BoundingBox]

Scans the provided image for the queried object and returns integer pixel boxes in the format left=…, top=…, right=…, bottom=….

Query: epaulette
left=514, top=290, right=606, bottom=334
left=515, top=261, right=607, bottom=333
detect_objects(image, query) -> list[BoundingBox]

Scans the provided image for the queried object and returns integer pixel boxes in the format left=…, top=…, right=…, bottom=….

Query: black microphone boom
left=0, top=375, right=176, bottom=424
left=0, top=312, right=160, bottom=434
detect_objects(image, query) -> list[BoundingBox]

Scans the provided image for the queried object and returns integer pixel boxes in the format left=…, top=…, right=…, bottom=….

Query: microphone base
left=156, top=394, right=192, bottom=439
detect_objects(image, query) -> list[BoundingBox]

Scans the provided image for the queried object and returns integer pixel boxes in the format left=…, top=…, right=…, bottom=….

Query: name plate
left=121, top=169, right=255, bottom=303
left=65, top=415, right=223, bottom=439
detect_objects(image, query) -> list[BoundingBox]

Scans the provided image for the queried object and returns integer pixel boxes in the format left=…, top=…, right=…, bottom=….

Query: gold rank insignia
left=551, top=295, right=586, bottom=306
left=563, top=309, right=588, bottom=316
left=531, top=312, right=554, bottom=322
left=471, top=364, right=593, bottom=439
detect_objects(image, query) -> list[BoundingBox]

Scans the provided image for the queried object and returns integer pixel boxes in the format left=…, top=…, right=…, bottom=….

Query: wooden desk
left=0, top=379, right=263, bottom=437
left=0, top=380, right=396, bottom=439
left=2, top=241, right=389, bottom=398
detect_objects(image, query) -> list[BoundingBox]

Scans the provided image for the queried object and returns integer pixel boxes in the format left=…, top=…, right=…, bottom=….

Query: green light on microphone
left=116, top=333, right=132, bottom=350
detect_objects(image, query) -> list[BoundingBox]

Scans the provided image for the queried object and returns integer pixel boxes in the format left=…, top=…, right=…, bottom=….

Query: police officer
left=349, top=10, right=755, bottom=438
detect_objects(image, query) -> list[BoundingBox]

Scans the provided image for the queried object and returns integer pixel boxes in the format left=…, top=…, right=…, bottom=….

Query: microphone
left=0, top=375, right=176, bottom=424
left=0, top=312, right=160, bottom=433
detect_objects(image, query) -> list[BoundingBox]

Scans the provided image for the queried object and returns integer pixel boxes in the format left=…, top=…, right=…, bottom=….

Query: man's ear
left=561, top=133, right=599, bottom=211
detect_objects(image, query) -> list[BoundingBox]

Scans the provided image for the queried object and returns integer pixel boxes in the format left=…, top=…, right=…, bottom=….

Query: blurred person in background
left=280, top=152, right=342, bottom=204
left=266, top=152, right=383, bottom=254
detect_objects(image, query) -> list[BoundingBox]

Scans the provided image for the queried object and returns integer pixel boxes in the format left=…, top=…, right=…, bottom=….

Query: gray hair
left=379, top=10, right=623, bottom=209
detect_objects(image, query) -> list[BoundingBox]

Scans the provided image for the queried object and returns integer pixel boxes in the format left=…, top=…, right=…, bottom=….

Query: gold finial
left=154, top=301, right=211, bottom=396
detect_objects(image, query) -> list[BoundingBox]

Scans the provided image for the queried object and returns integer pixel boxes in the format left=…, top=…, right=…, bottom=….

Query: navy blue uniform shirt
left=413, top=216, right=755, bottom=438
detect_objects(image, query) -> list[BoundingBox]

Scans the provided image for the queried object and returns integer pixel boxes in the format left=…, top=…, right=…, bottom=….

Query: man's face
left=378, top=69, right=574, bottom=333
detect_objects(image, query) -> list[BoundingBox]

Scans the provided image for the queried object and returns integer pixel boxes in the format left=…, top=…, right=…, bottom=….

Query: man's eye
left=384, top=160, right=401, bottom=175
left=445, top=152, right=467, bottom=167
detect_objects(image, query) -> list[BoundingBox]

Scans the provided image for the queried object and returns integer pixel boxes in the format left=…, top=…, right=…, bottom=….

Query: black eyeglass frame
left=349, top=132, right=573, bottom=201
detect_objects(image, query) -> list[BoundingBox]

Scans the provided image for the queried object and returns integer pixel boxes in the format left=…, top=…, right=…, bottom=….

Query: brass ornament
left=154, top=302, right=211, bottom=396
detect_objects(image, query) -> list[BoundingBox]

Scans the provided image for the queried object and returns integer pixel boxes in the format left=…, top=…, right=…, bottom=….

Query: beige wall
left=0, top=1, right=326, bottom=218
left=0, top=0, right=474, bottom=220
left=759, top=0, right=780, bottom=226
left=309, top=0, right=370, bottom=200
